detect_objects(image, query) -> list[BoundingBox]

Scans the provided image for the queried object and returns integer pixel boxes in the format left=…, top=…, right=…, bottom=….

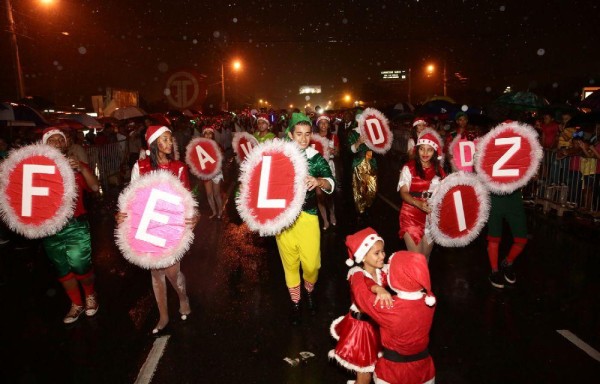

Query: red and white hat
left=416, top=128, right=444, bottom=160
left=412, top=117, right=428, bottom=127
left=256, top=113, right=270, bottom=124
left=42, top=127, right=66, bottom=144
left=145, top=125, right=171, bottom=147
left=316, top=115, right=331, bottom=124
left=344, top=227, right=384, bottom=267
left=387, top=251, right=436, bottom=306
left=202, top=126, right=215, bottom=135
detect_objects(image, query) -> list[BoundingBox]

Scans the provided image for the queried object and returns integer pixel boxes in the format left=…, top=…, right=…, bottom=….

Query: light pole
left=408, top=68, right=412, bottom=104
left=220, top=59, right=242, bottom=111
left=5, top=0, right=25, bottom=99
left=426, top=63, right=448, bottom=97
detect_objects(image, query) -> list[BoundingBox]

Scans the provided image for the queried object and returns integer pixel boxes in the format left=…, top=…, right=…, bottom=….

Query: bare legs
left=316, top=187, right=336, bottom=230
left=356, top=372, right=372, bottom=384
left=204, top=180, right=223, bottom=219
left=150, top=261, right=190, bottom=331
left=403, top=233, right=434, bottom=262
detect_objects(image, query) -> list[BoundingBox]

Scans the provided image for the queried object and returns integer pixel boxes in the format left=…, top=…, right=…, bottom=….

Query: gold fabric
left=352, top=157, right=378, bottom=214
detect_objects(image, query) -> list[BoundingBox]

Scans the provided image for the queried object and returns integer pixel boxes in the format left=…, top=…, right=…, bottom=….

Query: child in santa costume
left=42, top=127, right=101, bottom=324
left=329, top=227, right=393, bottom=384
left=353, top=251, right=436, bottom=384
left=278, top=113, right=335, bottom=325
left=116, top=125, right=198, bottom=335
left=201, top=126, right=224, bottom=219
left=397, top=128, right=446, bottom=261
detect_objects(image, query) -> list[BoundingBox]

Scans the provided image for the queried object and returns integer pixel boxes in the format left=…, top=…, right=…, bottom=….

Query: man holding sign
left=42, top=128, right=101, bottom=324
left=279, top=113, right=334, bottom=325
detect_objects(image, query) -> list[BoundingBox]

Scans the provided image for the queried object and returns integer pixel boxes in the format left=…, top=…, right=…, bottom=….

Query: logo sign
left=165, top=71, right=205, bottom=109
left=236, top=140, right=308, bottom=236
left=0, top=144, right=76, bottom=239
left=429, top=172, right=490, bottom=247
left=185, top=137, right=223, bottom=180
left=449, top=135, right=479, bottom=172
left=116, top=170, right=197, bottom=269
left=356, top=108, right=393, bottom=154
left=232, top=132, right=259, bottom=164
left=309, top=134, right=331, bottom=160
left=474, top=121, right=543, bottom=194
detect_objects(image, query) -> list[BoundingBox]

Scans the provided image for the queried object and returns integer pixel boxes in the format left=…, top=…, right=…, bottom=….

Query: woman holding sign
left=397, top=129, right=446, bottom=261
left=201, top=126, right=224, bottom=219
left=116, top=125, right=197, bottom=335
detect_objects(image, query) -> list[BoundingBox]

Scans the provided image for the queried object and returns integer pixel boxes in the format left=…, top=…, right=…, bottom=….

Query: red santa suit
left=329, top=266, right=388, bottom=372
left=353, top=251, right=436, bottom=384
left=133, top=157, right=190, bottom=188
left=397, top=160, right=445, bottom=244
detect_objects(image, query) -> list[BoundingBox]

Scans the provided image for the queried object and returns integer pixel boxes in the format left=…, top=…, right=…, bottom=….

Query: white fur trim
left=349, top=303, right=360, bottom=313
left=310, top=133, right=331, bottom=160
left=42, top=129, right=66, bottom=144
left=346, top=258, right=355, bottom=267
left=474, top=121, right=543, bottom=194
left=353, top=234, right=384, bottom=264
left=417, top=138, right=439, bottom=152
left=329, top=315, right=345, bottom=340
left=235, top=140, right=308, bottom=236
left=316, top=115, right=331, bottom=123
left=447, top=133, right=462, bottom=172
left=184, top=137, right=223, bottom=180
left=328, top=350, right=376, bottom=373
left=425, top=295, right=436, bottom=306
left=146, top=126, right=171, bottom=146
left=428, top=171, right=491, bottom=247
left=232, top=132, right=259, bottom=164
left=346, top=266, right=365, bottom=280
left=375, top=375, right=434, bottom=384
left=417, top=128, right=445, bottom=166
left=115, top=170, right=198, bottom=269
left=0, top=144, right=77, bottom=239
left=413, top=119, right=427, bottom=127
left=396, top=290, right=426, bottom=300
left=356, top=108, right=393, bottom=155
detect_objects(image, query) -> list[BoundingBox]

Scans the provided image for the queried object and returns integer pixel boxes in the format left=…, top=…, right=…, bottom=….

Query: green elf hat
left=354, top=108, right=364, bottom=121
left=285, top=112, right=312, bottom=137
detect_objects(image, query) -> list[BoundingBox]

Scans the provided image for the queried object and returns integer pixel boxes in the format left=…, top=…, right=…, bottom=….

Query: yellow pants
left=275, top=212, right=321, bottom=288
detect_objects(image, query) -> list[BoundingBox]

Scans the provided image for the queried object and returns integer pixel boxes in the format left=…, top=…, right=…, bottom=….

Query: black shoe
left=306, top=291, right=317, bottom=315
left=489, top=271, right=505, bottom=289
left=501, top=260, right=516, bottom=285
left=151, top=324, right=170, bottom=337
left=290, top=302, right=301, bottom=326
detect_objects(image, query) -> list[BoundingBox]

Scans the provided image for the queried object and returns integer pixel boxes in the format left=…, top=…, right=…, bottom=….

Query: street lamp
left=220, top=58, right=242, bottom=111
left=5, top=0, right=25, bottom=99
left=425, top=62, right=447, bottom=96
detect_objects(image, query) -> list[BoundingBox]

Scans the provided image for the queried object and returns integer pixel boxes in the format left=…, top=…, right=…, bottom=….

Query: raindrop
left=183, top=35, right=187, bottom=40
left=53, top=60, right=59, bottom=66
left=461, top=105, right=469, bottom=112
left=164, top=88, right=171, bottom=96
left=213, top=31, right=221, bottom=38
left=233, top=18, right=238, bottom=23
left=158, top=62, right=169, bottom=72
left=193, top=39, right=198, bottom=44
left=552, top=82, right=559, bottom=88
left=485, top=86, right=492, bottom=93
left=31, top=74, right=36, bottom=78
left=249, top=38, right=253, bottom=43
left=536, top=48, right=545, bottom=56
left=342, top=77, right=348, bottom=83
left=499, top=6, right=506, bottom=12
left=305, top=95, right=311, bottom=101
left=57, top=65, right=63, bottom=71
left=209, top=104, right=214, bottom=108
left=78, top=46, right=87, bottom=55
left=342, top=18, right=348, bottom=24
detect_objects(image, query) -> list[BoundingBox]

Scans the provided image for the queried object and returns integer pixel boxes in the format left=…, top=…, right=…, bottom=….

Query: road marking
left=134, top=335, right=170, bottom=384
left=377, top=193, right=400, bottom=212
left=556, top=330, right=600, bottom=362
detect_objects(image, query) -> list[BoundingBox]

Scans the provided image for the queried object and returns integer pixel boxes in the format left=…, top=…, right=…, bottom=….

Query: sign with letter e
left=0, top=144, right=76, bottom=238
left=116, top=170, right=197, bottom=269
left=236, top=140, right=308, bottom=236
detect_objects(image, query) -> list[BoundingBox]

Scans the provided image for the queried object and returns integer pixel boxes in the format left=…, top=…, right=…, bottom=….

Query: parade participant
left=316, top=114, right=338, bottom=230
left=397, top=128, right=446, bottom=261
left=352, top=251, right=436, bottom=384
left=116, top=125, right=197, bottom=335
left=201, top=126, right=224, bottom=219
left=407, top=117, right=428, bottom=156
left=348, top=110, right=377, bottom=220
left=41, top=127, right=101, bottom=324
left=329, top=228, right=393, bottom=384
left=253, top=113, right=276, bottom=143
left=278, top=112, right=334, bottom=325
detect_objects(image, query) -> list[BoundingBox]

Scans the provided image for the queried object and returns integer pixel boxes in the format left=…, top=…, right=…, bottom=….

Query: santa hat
left=202, top=126, right=215, bottom=135
left=42, top=127, right=66, bottom=144
left=412, top=117, right=428, bottom=127
left=316, top=115, right=331, bottom=125
left=387, top=251, right=436, bottom=306
left=416, top=128, right=443, bottom=160
left=256, top=113, right=270, bottom=124
left=145, top=125, right=171, bottom=147
left=344, top=227, right=384, bottom=267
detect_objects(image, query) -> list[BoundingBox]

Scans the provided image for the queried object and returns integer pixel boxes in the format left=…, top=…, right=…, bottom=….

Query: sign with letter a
left=185, top=137, right=223, bottom=180
left=356, top=108, right=393, bottom=155
left=115, top=170, right=197, bottom=269
left=429, top=172, right=490, bottom=247
left=474, top=121, right=543, bottom=194
left=232, top=132, right=259, bottom=164
left=0, top=144, right=76, bottom=238
left=236, top=140, right=308, bottom=236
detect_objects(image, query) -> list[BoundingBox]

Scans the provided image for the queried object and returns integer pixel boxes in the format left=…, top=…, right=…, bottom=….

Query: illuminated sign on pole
left=380, top=70, right=408, bottom=81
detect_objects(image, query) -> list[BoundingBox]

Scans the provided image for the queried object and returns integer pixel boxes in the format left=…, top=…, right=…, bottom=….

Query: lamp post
left=425, top=63, right=448, bottom=97
left=5, top=0, right=25, bottom=99
left=220, top=59, right=242, bottom=111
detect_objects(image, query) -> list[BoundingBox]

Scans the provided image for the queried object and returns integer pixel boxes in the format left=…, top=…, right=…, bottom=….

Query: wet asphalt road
left=0, top=153, right=599, bottom=383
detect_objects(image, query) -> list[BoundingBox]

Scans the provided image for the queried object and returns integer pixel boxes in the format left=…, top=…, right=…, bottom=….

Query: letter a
left=195, top=145, right=216, bottom=170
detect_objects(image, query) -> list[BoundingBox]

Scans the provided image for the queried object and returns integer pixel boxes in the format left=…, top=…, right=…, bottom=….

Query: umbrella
left=0, top=102, right=49, bottom=127
left=492, top=91, right=549, bottom=111
left=62, top=113, right=103, bottom=129
left=148, top=113, right=171, bottom=127
left=416, top=99, right=460, bottom=120
left=56, top=118, right=87, bottom=131
left=111, top=106, right=147, bottom=120
left=424, top=95, right=456, bottom=104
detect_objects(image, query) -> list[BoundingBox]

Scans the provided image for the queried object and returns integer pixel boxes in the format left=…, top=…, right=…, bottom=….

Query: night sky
left=1, top=0, right=599, bottom=110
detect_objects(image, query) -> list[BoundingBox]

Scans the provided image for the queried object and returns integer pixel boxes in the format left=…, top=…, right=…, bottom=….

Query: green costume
left=253, top=131, right=276, bottom=143
left=43, top=218, right=92, bottom=277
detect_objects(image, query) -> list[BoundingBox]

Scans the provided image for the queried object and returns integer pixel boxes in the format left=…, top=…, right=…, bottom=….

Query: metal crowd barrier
left=85, top=140, right=128, bottom=193
left=530, top=148, right=599, bottom=218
